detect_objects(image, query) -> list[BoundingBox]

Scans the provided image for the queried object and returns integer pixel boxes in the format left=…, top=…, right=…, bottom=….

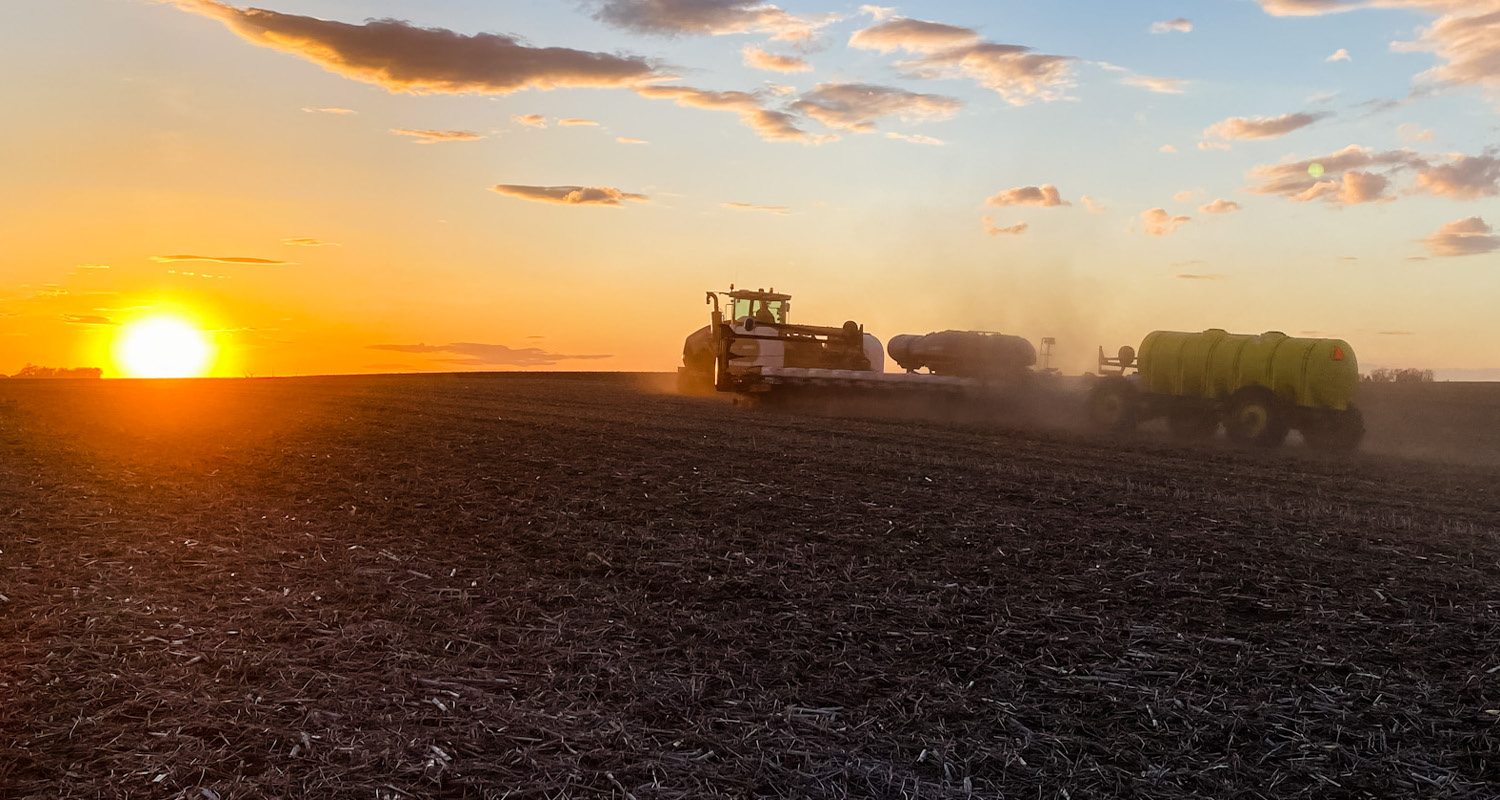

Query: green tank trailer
left=1088, top=329, right=1364, bottom=452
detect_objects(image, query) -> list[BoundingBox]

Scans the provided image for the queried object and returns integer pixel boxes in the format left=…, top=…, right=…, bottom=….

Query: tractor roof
left=725, top=289, right=791, bottom=301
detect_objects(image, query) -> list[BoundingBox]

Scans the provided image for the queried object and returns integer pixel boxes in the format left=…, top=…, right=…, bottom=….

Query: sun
left=114, top=316, right=216, bottom=378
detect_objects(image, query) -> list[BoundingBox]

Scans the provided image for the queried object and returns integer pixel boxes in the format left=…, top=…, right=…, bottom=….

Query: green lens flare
left=1308, top=162, right=1325, bottom=178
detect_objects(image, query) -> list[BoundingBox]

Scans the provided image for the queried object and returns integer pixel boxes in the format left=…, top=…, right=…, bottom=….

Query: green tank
left=1138, top=330, right=1358, bottom=412
left=1088, top=329, right=1365, bottom=452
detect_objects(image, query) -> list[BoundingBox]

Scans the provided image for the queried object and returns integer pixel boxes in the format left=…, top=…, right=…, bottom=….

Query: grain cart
left=1087, top=329, right=1364, bottom=452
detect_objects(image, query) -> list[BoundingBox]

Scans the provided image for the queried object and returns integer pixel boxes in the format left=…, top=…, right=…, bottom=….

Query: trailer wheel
left=1303, top=406, right=1364, bottom=454
left=1167, top=408, right=1219, bottom=441
left=1087, top=377, right=1138, bottom=434
left=1224, top=387, right=1290, bottom=448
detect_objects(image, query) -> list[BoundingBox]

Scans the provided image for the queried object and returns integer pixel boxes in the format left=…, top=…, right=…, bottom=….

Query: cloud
left=1201, top=111, right=1330, bottom=146
left=1255, top=0, right=1360, bottom=15
left=75, top=264, right=111, bottom=270
left=559, top=118, right=600, bottom=126
left=491, top=185, right=647, bottom=205
left=1177, top=273, right=1227, bottom=279
left=860, top=5, right=897, bottom=21
left=985, top=184, right=1068, bottom=207
left=62, top=314, right=119, bottom=325
left=1245, top=144, right=1422, bottom=204
left=590, top=0, right=832, bottom=42
left=513, top=113, right=548, bottom=128
left=161, top=0, right=663, bottom=94
left=1160, top=144, right=1178, bottom=153
left=982, top=217, right=1028, bottom=236
left=1326, top=48, right=1351, bottom=61
left=848, top=17, right=1075, bottom=105
left=742, top=46, right=812, bottom=72
left=1199, top=198, right=1243, bottom=214
left=1378, top=330, right=1415, bottom=335
left=723, top=202, right=790, bottom=214
left=302, top=106, right=356, bottom=114
left=282, top=238, right=339, bottom=246
left=1142, top=208, right=1190, bottom=236
left=636, top=84, right=829, bottom=142
left=1398, top=123, right=1434, bottom=142
left=1415, top=154, right=1500, bottom=199
left=1081, top=195, right=1106, bottom=212
left=790, top=83, right=962, bottom=132
left=885, top=131, right=944, bottom=145
left=150, top=254, right=292, bottom=264
left=1151, top=18, right=1193, bottom=33
left=1173, top=190, right=1195, bottom=203
left=1120, top=74, right=1189, bottom=94
left=392, top=128, right=484, bottom=143
left=368, top=341, right=611, bottom=367
left=617, top=136, right=648, bottom=144
left=1424, top=216, right=1500, bottom=256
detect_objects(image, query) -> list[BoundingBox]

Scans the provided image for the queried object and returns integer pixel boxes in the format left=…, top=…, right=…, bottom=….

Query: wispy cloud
left=848, top=16, right=1075, bottom=105
left=491, top=184, right=648, bottom=206
left=1177, top=273, right=1227, bottom=280
left=1142, top=208, right=1190, bottom=236
left=392, top=128, right=484, bottom=143
left=1424, top=216, right=1500, bottom=257
left=161, top=0, right=663, bottom=93
left=1326, top=48, right=1351, bottom=62
left=367, top=341, right=611, bottom=367
left=1173, top=190, right=1196, bottom=203
left=1245, top=144, right=1419, bottom=204
left=1201, top=111, right=1330, bottom=148
left=1415, top=154, right=1500, bottom=199
left=513, top=114, right=547, bottom=128
left=723, top=202, right=790, bottom=215
left=791, top=82, right=962, bottom=132
left=282, top=238, right=339, bottom=246
left=617, top=136, right=648, bottom=144
left=558, top=118, right=599, bottom=126
left=150, top=254, right=292, bottom=264
left=1199, top=198, right=1242, bottom=214
left=1398, top=123, right=1434, bottom=142
left=1080, top=195, right=1106, bottom=212
left=885, top=131, right=944, bottom=145
left=1151, top=18, right=1193, bottom=34
left=591, top=0, right=833, bottom=41
left=1120, top=74, right=1189, bottom=94
left=62, top=314, right=119, bottom=325
left=302, top=106, right=356, bottom=114
left=743, top=46, right=812, bottom=73
left=637, top=84, right=829, bottom=143
left=985, top=184, right=1068, bottom=207
left=982, top=217, right=1028, bottom=236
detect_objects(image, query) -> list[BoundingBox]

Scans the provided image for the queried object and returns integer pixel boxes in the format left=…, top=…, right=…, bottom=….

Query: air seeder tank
left=887, top=331, right=1036, bottom=378
left=1138, top=329, right=1358, bottom=411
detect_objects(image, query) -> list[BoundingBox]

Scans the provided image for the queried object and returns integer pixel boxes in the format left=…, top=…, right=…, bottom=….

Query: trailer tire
left=1224, top=387, right=1290, bottom=448
left=1303, top=406, right=1364, bottom=454
left=1087, top=377, right=1139, bottom=434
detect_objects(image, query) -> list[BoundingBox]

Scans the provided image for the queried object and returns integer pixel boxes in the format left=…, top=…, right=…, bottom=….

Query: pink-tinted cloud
left=984, top=184, right=1068, bottom=207
left=981, top=217, right=1028, bottom=236
left=791, top=83, right=962, bottom=132
left=282, top=238, right=339, bottom=246
left=1245, top=144, right=1422, bottom=204
left=1415, top=154, right=1500, bottom=199
left=637, top=84, right=828, bottom=143
left=617, top=136, right=648, bottom=144
left=513, top=114, right=548, bottom=128
left=1199, top=199, right=1243, bottom=214
left=590, top=0, right=832, bottom=41
left=1151, top=18, right=1193, bottom=33
left=849, top=17, right=1075, bottom=105
left=1326, top=48, right=1351, bottom=61
left=743, top=46, right=811, bottom=72
left=150, top=254, right=292, bottom=264
left=161, top=0, right=663, bottom=94
left=1202, top=112, right=1330, bottom=146
left=1121, top=74, right=1189, bottom=94
left=392, top=128, right=484, bottom=143
left=1142, top=208, right=1190, bottom=236
left=559, top=118, right=600, bottom=126
left=490, top=185, right=648, bottom=206
left=1081, top=195, right=1106, bottom=212
left=723, top=202, right=790, bottom=215
left=1424, top=216, right=1500, bottom=256
left=302, top=106, right=356, bottom=114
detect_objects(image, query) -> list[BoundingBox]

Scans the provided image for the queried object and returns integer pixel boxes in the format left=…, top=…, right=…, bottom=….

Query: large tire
left=1087, top=377, right=1139, bottom=434
left=1224, top=387, right=1290, bottom=448
left=1167, top=407, right=1219, bottom=441
left=1303, top=406, right=1364, bottom=454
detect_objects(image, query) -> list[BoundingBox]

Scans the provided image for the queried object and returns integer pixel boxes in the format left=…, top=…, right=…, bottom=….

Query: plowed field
left=1, top=373, right=1497, bottom=799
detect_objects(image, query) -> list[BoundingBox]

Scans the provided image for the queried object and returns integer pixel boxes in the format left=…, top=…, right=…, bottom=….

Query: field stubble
left=0, top=373, right=1497, bottom=799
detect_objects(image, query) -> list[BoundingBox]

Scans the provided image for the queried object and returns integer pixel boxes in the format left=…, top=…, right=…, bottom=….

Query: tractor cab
left=722, top=288, right=790, bottom=327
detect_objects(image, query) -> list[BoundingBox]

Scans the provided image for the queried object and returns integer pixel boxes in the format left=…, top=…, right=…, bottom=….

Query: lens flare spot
left=114, top=316, right=215, bottom=378
left=1308, top=162, right=1325, bottom=178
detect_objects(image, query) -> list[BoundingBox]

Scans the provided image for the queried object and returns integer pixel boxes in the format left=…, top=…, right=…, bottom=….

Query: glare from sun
left=115, top=316, right=215, bottom=378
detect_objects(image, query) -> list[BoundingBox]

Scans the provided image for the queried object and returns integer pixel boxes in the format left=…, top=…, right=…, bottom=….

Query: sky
left=2, top=0, right=1499, bottom=379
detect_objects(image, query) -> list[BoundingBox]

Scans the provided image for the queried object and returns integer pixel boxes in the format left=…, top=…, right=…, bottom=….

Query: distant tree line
left=1362, top=367, right=1434, bottom=383
left=6, top=365, right=103, bottom=379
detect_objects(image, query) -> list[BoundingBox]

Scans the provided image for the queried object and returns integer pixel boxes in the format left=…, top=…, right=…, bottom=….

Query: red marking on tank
left=1332, top=346, right=1345, bottom=361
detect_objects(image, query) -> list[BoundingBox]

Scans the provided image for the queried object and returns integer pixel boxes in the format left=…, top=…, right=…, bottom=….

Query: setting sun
left=114, top=316, right=216, bottom=378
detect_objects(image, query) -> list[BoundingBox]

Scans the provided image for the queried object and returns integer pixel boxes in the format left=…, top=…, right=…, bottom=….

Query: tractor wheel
left=1303, top=406, right=1364, bottom=454
left=1167, top=407, right=1219, bottom=441
left=1086, top=377, right=1139, bottom=434
left=1224, top=388, right=1290, bottom=448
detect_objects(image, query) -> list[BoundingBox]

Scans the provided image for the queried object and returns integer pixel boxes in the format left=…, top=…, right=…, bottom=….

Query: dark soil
left=1, top=373, right=1497, bottom=799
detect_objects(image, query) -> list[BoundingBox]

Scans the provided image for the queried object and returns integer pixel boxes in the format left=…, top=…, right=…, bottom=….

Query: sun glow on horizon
left=114, top=316, right=216, bottom=378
